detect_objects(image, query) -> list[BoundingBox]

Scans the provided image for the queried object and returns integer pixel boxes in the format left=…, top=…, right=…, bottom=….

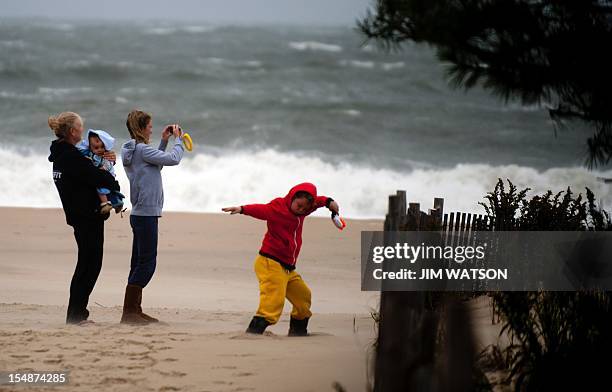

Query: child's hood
left=82, top=129, right=115, bottom=151
left=283, top=182, right=318, bottom=210
left=121, top=139, right=136, bottom=166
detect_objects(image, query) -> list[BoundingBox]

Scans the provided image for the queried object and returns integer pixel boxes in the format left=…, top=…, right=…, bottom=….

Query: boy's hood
left=121, top=139, right=136, bottom=166
left=82, top=129, right=115, bottom=151
left=283, top=182, right=318, bottom=210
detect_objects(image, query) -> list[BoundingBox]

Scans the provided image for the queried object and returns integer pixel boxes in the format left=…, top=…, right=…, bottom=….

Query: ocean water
left=1, top=19, right=611, bottom=218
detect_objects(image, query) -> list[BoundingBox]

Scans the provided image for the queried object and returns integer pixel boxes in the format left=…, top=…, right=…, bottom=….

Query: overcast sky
left=0, top=0, right=374, bottom=26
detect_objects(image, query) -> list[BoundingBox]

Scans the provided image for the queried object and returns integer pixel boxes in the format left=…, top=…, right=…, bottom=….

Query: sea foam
left=1, top=146, right=610, bottom=220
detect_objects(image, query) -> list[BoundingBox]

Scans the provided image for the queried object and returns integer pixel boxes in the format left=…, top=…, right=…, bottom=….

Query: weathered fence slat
left=376, top=193, right=477, bottom=392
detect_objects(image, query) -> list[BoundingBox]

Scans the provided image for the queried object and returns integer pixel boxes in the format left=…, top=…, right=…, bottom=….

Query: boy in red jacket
left=222, top=183, right=339, bottom=336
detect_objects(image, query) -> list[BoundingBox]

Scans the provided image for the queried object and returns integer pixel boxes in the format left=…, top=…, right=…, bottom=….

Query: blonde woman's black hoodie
left=48, top=139, right=120, bottom=226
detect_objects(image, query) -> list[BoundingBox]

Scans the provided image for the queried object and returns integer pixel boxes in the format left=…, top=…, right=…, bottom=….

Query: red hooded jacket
left=241, top=183, right=331, bottom=270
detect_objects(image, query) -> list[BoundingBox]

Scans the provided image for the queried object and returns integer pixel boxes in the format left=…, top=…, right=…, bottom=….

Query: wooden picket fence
left=385, top=189, right=494, bottom=232
left=374, top=190, right=495, bottom=392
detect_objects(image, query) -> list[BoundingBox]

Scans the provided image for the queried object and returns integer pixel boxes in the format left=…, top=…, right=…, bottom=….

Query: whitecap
left=0, top=90, right=36, bottom=100
left=182, top=26, right=217, bottom=34
left=341, top=109, right=362, bottom=116
left=145, top=27, right=177, bottom=35
left=382, top=62, right=405, bottom=71
left=119, top=87, right=149, bottom=94
left=0, top=40, right=27, bottom=49
left=339, top=60, right=375, bottom=69
left=244, top=60, right=262, bottom=67
left=289, top=41, right=343, bottom=53
left=37, top=87, right=93, bottom=96
left=197, top=57, right=262, bottom=68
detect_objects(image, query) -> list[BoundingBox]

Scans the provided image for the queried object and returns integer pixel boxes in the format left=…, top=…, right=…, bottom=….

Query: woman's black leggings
left=66, top=220, right=104, bottom=324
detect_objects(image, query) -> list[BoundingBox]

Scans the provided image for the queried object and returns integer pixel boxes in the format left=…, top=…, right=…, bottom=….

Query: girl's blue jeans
left=128, top=215, right=158, bottom=288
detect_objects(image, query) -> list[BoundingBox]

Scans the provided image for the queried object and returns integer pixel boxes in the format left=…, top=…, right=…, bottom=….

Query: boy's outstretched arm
left=222, top=203, right=273, bottom=220
left=315, top=196, right=339, bottom=213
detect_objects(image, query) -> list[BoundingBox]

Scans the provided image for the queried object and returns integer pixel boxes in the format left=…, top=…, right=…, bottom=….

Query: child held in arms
left=77, top=129, right=124, bottom=215
left=223, top=182, right=339, bottom=336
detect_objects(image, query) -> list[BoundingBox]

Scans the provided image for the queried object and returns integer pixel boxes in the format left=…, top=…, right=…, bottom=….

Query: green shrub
left=481, top=179, right=612, bottom=391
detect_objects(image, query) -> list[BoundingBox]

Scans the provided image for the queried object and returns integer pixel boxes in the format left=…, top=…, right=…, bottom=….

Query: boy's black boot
left=288, top=317, right=309, bottom=336
left=246, top=316, right=270, bottom=334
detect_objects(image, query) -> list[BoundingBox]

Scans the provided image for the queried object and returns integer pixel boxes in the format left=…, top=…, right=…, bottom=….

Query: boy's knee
left=303, top=285, right=312, bottom=300
left=295, top=283, right=312, bottom=303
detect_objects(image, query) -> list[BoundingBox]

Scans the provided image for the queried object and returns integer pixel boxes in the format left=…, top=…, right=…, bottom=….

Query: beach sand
left=0, top=208, right=382, bottom=392
left=0, top=208, right=504, bottom=391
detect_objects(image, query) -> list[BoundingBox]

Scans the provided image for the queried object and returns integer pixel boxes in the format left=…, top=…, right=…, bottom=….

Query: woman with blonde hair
left=48, top=111, right=120, bottom=325
left=120, top=110, right=184, bottom=324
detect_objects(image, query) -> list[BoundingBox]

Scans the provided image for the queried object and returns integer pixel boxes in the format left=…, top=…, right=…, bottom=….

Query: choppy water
left=1, top=19, right=610, bottom=218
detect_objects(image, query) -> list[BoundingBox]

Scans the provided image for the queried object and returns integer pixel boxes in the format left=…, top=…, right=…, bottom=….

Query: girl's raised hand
left=161, top=125, right=173, bottom=142
left=222, top=206, right=242, bottom=215
left=173, top=124, right=182, bottom=138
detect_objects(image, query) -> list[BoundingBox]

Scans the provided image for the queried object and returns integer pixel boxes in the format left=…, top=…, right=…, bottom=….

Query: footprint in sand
left=100, top=377, right=133, bottom=385
left=213, top=380, right=232, bottom=385
left=228, top=331, right=332, bottom=341
left=229, top=331, right=281, bottom=340
left=126, top=350, right=152, bottom=356
left=154, top=370, right=187, bottom=377
left=168, top=337, right=191, bottom=342
left=125, top=364, right=147, bottom=370
left=124, top=354, right=157, bottom=368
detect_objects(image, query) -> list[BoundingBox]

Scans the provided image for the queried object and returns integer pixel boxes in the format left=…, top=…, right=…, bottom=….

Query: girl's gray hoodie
left=121, top=138, right=184, bottom=216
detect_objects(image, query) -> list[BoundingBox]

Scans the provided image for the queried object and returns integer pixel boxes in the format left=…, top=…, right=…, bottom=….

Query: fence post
left=375, top=194, right=476, bottom=392
left=375, top=195, right=440, bottom=392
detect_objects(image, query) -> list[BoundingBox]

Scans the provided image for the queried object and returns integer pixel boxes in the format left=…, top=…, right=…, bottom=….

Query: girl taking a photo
left=120, top=110, right=184, bottom=324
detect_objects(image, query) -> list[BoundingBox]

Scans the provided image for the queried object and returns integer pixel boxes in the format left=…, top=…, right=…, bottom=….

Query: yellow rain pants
left=253, top=254, right=312, bottom=324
